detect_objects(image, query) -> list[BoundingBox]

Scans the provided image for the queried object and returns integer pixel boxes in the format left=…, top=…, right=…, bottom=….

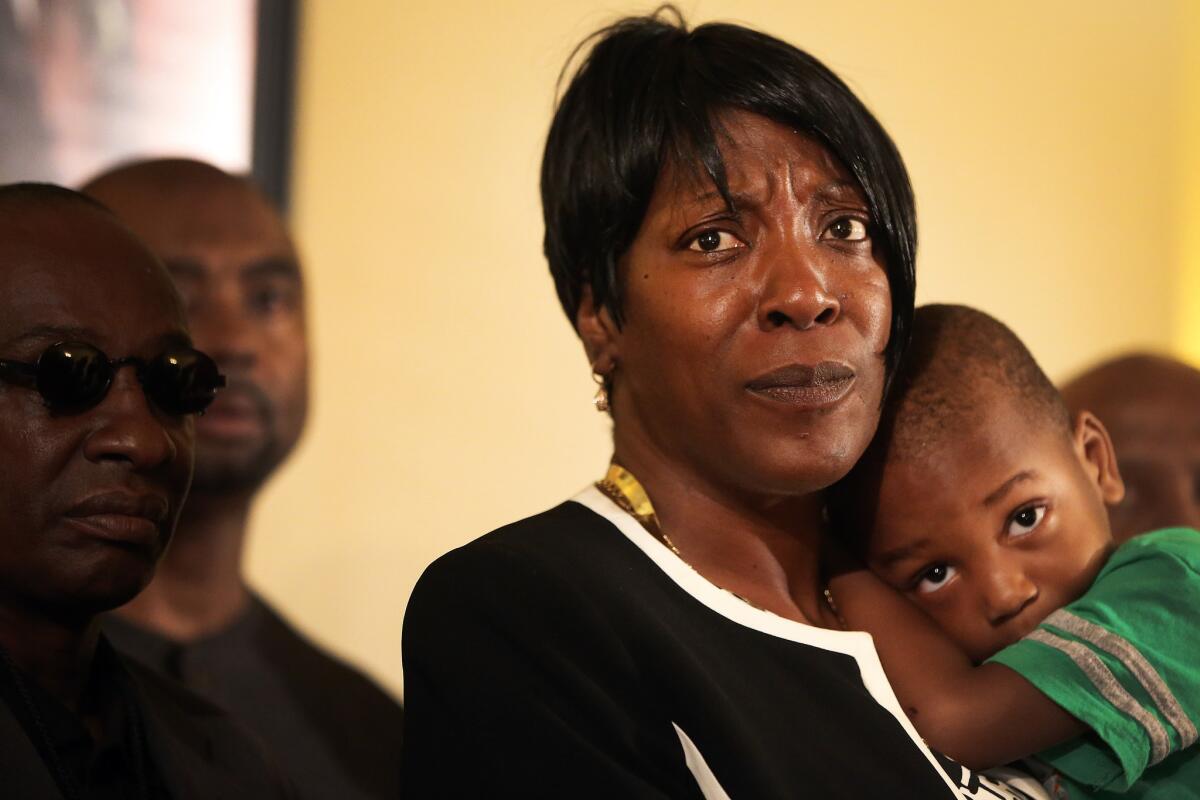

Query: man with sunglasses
left=0, top=182, right=292, bottom=798
left=84, top=159, right=403, bottom=800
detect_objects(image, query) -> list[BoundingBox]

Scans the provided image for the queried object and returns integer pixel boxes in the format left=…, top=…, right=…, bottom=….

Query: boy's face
left=863, top=392, right=1124, bottom=662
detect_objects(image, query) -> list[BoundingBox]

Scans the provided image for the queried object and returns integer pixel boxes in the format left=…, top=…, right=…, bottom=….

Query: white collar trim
left=571, top=484, right=976, bottom=800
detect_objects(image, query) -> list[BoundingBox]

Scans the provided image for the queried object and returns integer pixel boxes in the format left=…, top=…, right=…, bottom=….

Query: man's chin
left=33, top=573, right=154, bottom=621
left=191, top=451, right=281, bottom=495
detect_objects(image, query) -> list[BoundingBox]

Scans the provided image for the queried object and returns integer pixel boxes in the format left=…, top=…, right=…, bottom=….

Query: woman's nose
left=982, top=562, right=1039, bottom=626
left=82, top=367, right=179, bottom=472
left=756, top=241, right=841, bottom=331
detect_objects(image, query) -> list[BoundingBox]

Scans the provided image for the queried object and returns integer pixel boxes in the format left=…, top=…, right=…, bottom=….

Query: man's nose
left=981, top=559, right=1039, bottom=626
left=82, top=367, right=179, bottom=472
left=756, top=240, right=841, bottom=331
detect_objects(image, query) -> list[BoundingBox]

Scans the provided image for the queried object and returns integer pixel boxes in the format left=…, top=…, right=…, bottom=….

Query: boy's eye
left=688, top=230, right=743, bottom=253
left=820, top=217, right=869, bottom=242
left=1007, top=504, right=1046, bottom=538
left=915, top=563, right=958, bottom=594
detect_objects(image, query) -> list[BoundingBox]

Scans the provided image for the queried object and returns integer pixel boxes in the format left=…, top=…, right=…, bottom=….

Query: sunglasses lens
left=36, top=343, right=112, bottom=411
left=143, top=349, right=225, bottom=415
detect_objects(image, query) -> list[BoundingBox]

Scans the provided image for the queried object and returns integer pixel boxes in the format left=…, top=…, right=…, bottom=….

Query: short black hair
left=829, top=304, right=1070, bottom=542
left=541, top=7, right=917, bottom=379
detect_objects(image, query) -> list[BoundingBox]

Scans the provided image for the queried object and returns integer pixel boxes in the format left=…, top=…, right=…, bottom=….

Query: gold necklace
left=595, top=462, right=845, bottom=629
left=594, top=463, right=683, bottom=556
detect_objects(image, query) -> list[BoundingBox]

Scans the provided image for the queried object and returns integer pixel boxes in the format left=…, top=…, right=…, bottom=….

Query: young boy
left=827, top=304, right=1200, bottom=798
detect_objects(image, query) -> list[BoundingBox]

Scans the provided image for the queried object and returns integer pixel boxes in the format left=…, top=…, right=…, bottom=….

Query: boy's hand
left=821, top=527, right=1087, bottom=770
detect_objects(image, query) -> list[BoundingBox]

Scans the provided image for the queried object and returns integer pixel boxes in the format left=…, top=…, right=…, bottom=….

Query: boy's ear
left=1072, top=410, right=1125, bottom=506
left=576, top=284, right=620, bottom=375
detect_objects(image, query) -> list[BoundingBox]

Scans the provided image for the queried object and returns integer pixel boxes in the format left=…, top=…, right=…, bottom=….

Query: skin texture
left=0, top=197, right=193, bottom=709
left=867, top=395, right=1122, bottom=661
left=1062, top=354, right=1200, bottom=542
left=577, top=111, right=891, bottom=625
left=829, top=390, right=1126, bottom=768
left=83, top=160, right=308, bottom=640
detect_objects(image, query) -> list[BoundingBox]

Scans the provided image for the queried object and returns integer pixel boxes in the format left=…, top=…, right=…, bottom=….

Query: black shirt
left=0, top=638, right=169, bottom=800
left=403, top=489, right=1042, bottom=799
left=104, top=592, right=403, bottom=800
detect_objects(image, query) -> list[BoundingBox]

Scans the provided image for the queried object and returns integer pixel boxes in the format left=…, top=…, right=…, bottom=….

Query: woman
left=402, top=13, right=1035, bottom=798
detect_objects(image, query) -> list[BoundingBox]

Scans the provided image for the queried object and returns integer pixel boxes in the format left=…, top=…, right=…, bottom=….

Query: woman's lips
left=745, top=361, right=856, bottom=408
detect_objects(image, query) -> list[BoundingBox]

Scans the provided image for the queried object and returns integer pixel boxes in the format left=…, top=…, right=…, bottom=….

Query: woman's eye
left=687, top=230, right=742, bottom=253
left=1007, top=504, right=1046, bottom=538
left=915, top=563, right=957, bottom=594
left=821, top=217, right=869, bottom=242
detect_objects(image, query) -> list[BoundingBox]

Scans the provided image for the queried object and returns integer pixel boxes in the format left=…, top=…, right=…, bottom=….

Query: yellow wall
left=245, top=0, right=1194, bottom=697
left=1178, top=1, right=1200, bottom=362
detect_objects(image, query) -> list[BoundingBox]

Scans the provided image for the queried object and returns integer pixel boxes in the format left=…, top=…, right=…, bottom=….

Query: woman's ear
left=576, top=284, right=619, bottom=374
left=1072, top=410, right=1126, bottom=506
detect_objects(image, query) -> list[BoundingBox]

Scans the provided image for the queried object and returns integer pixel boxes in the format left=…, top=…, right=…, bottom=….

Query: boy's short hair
left=830, top=304, right=1069, bottom=538
left=541, top=7, right=917, bottom=380
left=876, top=303, right=1069, bottom=461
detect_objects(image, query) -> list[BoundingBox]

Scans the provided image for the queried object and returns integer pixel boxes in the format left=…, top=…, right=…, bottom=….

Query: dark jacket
left=0, top=650, right=294, bottom=799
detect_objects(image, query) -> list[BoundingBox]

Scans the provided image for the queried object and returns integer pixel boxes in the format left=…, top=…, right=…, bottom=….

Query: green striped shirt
left=990, top=528, right=1200, bottom=798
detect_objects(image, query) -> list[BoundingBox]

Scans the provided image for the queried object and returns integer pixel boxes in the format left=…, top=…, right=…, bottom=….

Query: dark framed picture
left=0, top=0, right=297, bottom=208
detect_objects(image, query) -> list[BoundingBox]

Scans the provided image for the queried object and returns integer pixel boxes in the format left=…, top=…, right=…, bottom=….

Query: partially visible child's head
left=831, top=304, right=1125, bottom=662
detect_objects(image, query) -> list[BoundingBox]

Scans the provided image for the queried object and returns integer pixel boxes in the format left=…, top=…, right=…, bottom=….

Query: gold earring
left=592, top=372, right=610, bottom=413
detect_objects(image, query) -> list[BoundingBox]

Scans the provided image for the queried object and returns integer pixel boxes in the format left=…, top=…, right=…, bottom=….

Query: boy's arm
left=827, top=563, right=1086, bottom=769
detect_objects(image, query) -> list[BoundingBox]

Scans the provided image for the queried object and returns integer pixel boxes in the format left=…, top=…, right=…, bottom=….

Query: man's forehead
left=1094, top=389, right=1200, bottom=437
left=92, top=172, right=292, bottom=250
left=143, top=198, right=291, bottom=251
left=0, top=222, right=186, bottom=346
left=1103, top=409, right=1200, bottom=453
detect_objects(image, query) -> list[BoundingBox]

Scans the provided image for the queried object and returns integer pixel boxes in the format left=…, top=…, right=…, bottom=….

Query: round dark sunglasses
left=0, top=341, right=226, bottom=415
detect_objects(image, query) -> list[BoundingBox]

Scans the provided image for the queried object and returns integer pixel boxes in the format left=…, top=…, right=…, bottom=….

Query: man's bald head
left=82, top=159, right=308, bottom=497
left=83, top=157, right=239, bottom=195
left=82, top=159, right=293, bottom=260
left=1062, top=354, right=1200, bottom=541
left=0, top=181, right=109, bottom=213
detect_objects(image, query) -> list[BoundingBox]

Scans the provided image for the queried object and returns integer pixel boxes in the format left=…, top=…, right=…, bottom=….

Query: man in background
left=84, top=159, right=403, bottom=800
left=1062, top=353, right=1200, bottom=543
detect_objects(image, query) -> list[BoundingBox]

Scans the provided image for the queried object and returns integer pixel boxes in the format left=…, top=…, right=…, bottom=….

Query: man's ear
left=1072, top=410, right=1125, bottom=506
left=576, top=284, right=619, bottom=374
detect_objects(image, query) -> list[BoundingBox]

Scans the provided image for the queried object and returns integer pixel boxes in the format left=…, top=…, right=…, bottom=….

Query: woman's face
left=590, top=111, right=892, bottom=499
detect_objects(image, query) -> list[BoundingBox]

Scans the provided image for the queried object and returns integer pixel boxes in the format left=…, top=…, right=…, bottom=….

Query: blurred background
left=2, top=0, right=1197, bottom=698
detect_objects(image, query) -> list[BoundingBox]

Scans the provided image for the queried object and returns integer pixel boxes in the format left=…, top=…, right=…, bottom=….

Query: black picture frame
left=252, top=0, right=300, bottom=212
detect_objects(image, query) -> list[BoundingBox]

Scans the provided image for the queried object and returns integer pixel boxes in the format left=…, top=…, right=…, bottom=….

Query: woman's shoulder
left=428, top=499, right=627, bottom=576
left=405, top=500, right=633, bottom=620
left=402, top=498, right=659, bottom=677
